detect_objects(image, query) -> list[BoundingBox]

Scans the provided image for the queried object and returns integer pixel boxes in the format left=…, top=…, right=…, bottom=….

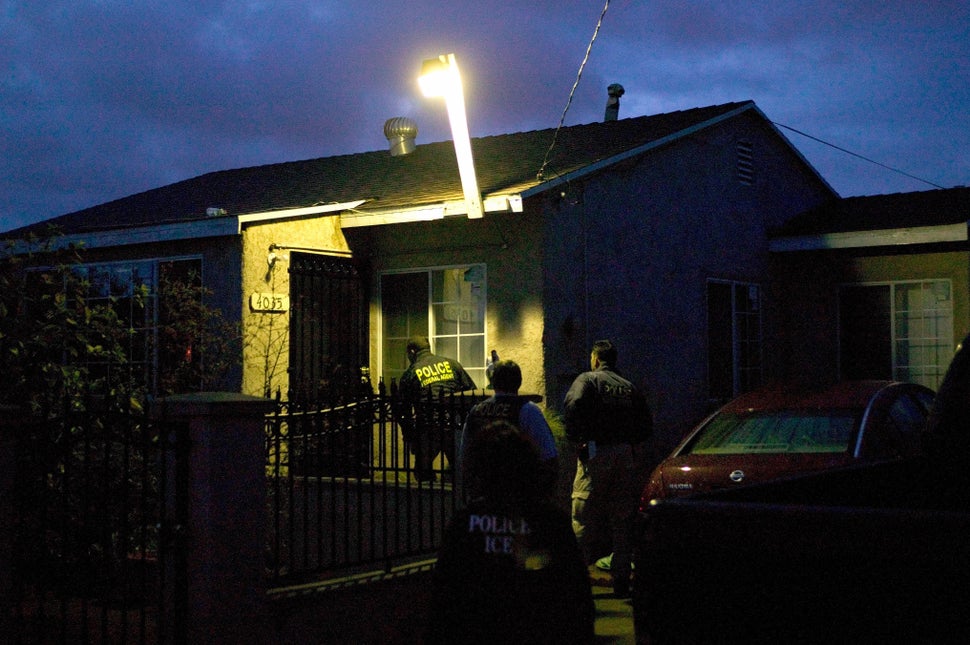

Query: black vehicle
left=633, top=336, right=970, bottom=644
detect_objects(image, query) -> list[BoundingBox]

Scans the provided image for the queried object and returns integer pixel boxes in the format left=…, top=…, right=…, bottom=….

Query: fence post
left=0, top=405, right=18, bottom=637
left=156, top=392, right=275, bottom=644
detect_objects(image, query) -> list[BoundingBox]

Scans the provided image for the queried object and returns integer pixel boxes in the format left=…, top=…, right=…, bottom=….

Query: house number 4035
left=250, top=292, right=289, bottom=313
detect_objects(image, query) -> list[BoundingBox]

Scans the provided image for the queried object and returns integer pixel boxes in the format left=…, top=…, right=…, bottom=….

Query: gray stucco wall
left=541, top=112, right=835, bottom=458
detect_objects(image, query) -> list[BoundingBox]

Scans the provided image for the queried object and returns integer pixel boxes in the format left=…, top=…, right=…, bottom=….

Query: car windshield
left=687, top=410, right=857, bottom=455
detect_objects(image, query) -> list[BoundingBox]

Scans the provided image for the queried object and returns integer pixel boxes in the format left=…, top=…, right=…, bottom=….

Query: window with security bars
left=839, top=280, right=953, bottom=390
left=380, top=265, right=486, bottom=387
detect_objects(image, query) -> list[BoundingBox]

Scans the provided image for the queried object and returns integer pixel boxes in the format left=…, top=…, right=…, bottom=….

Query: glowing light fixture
left=419, top=53, right=483, bottom=219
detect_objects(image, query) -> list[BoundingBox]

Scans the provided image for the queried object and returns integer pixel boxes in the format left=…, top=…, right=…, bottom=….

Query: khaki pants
left=571, top=442, right=643, bottom=585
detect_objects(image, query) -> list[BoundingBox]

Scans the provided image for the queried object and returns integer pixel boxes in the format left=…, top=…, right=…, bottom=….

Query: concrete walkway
left=590, top=565, right=636, bottom=644
left=267, top=563, right=636, bottom=643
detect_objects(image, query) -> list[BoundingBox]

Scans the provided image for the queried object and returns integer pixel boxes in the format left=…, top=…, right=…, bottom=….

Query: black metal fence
left=264, top=383, right=487, bottom=586
left=4, top=384, right=487, bottom=641
left=5, top=401, right=181, bottom=645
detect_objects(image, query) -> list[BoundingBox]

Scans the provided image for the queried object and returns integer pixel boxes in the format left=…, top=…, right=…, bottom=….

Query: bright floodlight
left=418, top=53, right=483, bottom=219
left=418, top=56, right=454, bottom=98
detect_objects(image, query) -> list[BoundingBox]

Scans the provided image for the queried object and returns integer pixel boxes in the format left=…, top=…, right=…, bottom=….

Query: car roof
left=716, top=380, right=916, bottom=415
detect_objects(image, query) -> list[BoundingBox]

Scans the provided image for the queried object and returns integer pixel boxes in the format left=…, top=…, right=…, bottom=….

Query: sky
left=2, top=0, right=968, bottom=233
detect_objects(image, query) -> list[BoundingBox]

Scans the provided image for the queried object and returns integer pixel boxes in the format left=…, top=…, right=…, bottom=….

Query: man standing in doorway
left=564, top=339, right=652, bottom=597
left=398, top=336, right=477, bottom=482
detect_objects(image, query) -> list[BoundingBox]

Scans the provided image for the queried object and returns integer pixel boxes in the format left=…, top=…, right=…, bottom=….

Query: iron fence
left=5, top=383, right=488, bottom=641
left=264, top=383, right=487, bottom=585
left=6, top=400, right=181, bottom=645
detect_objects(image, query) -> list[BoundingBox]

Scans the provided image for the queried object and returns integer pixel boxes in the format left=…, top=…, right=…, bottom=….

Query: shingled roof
left=771, top=186, right=970, bottom=237
left=8, top=101, right=764, bottom=238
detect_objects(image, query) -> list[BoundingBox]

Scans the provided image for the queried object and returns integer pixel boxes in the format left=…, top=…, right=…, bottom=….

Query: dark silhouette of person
left=564, top=339, right=652, bottom=597
left=459, top=359, right=558, bottom=497
left=427, top=420, right=595, bottom=644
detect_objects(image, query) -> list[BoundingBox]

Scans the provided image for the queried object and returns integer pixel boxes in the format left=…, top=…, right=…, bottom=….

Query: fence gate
left=288, top=252, right=367, bottom=404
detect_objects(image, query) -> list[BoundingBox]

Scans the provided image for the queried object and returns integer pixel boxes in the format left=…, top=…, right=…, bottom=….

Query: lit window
left=380, top=265, right=486, bottom=386
left=839, top=280, right=953, bottom=389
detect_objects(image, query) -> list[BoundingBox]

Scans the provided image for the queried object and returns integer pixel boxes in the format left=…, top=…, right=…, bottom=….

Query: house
left=3, top=100, right=838, bottom=456
left=768, top=186, right=970, bottom=393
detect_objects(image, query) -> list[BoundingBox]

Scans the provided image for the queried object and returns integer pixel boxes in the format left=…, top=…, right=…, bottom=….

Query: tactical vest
left=464, top=396, right=530, bottom=438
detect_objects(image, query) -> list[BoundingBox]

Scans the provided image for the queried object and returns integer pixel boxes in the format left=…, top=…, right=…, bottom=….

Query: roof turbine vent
left=384, top=117, right=419, bottom=156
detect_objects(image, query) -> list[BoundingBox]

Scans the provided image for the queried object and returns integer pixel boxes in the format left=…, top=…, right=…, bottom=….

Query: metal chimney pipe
left=605, top=83, right=625, bottom=121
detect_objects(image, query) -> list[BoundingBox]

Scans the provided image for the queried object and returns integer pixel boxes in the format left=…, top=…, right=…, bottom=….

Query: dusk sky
left=2, top=1, right=967, bottom=232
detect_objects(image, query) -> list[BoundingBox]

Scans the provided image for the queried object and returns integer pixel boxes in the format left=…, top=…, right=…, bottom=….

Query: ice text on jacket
left=468, top=513, right=531, bottom=554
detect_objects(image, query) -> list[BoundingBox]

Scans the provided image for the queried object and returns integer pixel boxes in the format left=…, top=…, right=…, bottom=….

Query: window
left=888, top=392, right=931, bottom=454
left=69, top=258, right=203, bottom=394
left=839, top=280, right=953, bottom=390
left=708, top=280, right=763, bottom=402
left=380, top=265, right=486, bottom=387
left=860, top=390, right=933, bottom=459
left=688, top=410, right=855, bottom=455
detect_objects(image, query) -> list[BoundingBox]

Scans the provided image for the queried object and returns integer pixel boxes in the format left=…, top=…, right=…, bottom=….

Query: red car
left=640, top=380, right=935, bottom=507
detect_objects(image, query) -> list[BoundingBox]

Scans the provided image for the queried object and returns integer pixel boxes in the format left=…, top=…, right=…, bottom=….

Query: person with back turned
left=426, top=420, right=595, bottom=644
left=564, top=339, right=652, bottom=597
left=458, top=359, right=559, bottom=498
left=397, top=336, right=476, bottom=482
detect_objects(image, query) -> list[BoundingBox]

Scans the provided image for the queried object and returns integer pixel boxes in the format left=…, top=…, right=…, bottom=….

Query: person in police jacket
left=564, top=339, right=652, bottom=597
left=458, top=359, right=559, bottom=499
left=398, top=336, right=476, bottom=482
left=426, top=420, right=595, bottom=644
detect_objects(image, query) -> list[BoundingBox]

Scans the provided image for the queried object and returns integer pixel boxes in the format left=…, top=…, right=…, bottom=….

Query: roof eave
left=339, top=194, right=523, bottom=228
left=521, top=102, right=763, bottom=198
left=754, top=104, right=839, bottom=198
left=7, top=200, right=366, bottom=253
left=769, top=222, right=968, bottom=252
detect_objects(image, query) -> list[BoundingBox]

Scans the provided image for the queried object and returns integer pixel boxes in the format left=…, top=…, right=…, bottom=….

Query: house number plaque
left=250, top=292, right=289, bottom=313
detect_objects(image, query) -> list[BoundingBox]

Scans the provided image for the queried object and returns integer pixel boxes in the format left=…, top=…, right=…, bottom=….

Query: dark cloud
left=2, top=0, right=968, bottom=231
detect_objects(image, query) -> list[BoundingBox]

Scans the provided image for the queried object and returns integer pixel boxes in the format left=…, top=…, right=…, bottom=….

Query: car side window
left=914, top=389, right=935, bottom=414
left=889, top=394, right=928, bottom=456
left=859, top=393, right=904, bottom=460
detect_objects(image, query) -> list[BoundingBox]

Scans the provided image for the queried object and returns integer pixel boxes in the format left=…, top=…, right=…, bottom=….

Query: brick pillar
left=156, top=393, right=275, bottom=644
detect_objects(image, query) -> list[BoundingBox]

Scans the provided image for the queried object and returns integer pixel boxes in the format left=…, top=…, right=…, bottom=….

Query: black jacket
left=426, top=499, right=595, bottom=644
left=400, top=349, right=476, bottom=396
left=563, top=366, right=652, bottom=445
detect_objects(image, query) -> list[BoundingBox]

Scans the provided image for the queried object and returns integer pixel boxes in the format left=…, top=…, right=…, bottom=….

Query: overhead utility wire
left=537, top=0, right=611, bottom=181
left=773, top=121, right=944, bottom=189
